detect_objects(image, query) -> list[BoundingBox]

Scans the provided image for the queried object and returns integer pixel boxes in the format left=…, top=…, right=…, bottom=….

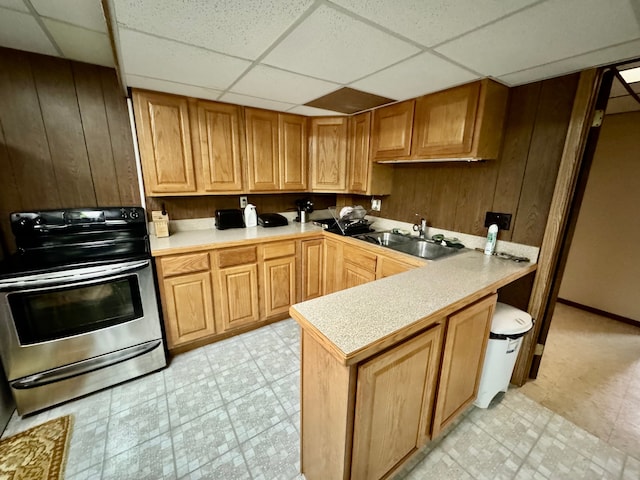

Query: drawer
left=262, top=241, right=296, bottom=260
left=160, top=252, right=210, bottom=277
left=217, top=245, right=258, bottom=268
left=343, top=245, right=377, bottom=273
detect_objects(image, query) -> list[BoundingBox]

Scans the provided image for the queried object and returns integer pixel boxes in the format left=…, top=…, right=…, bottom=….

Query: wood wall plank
left=511, top=74, right=580, bottom=246
left=454, top=162, right=499, bottom=236
left=31, top=55, right=96, bottom=207
left=100, top=67, right=140, bottom=206
left=73, top=62, right=120, bottom=206
left=0, top=127, right=20, bottom=253
left=0, top=49, right=61, bottom=210
left=491, top=83, right=541, bottom=241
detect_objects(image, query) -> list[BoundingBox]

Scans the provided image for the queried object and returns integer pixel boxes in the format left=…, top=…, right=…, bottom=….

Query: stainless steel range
left=0, top=207, right=166, bottom=415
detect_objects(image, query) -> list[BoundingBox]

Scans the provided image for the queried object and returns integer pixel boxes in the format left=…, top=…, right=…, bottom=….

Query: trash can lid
left=491, top=302, right=533, bottom=336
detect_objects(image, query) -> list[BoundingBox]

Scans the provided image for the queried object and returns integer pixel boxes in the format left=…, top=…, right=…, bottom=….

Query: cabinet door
left=193, top=100, right=243, bottom=192
left=279, top=113, right=307, bottom=191
left=371, top=100, right=414, bottom=159
left=245, top=108, right=279, bottom=191
left=343, top=261, right=376, bottom=289
left=376, top=255, right=415, bottom=279
left=323, top=238, right=343, bottom=294
left=218, top=264, right=260, bottom=331
left=352, top=323, right=444, bottom=480
left=301, top=239, right=324, bottom=301
left=432, top=294, right=496, bottom=437
left=263, top=256, right=296, bottom=318
left=310, top=117, right=348, bottom=192
left=348, top=111, right=371, bottom=194
left=133, top=90, right=196, bottom=194
left=413, top=82, right=480, bottom=157
left=162, top=272, right=215, bottom=349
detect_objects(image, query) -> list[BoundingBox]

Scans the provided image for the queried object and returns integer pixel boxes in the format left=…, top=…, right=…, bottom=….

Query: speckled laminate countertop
left=150, top=221, right=325, bottom=256
left=290, top=250, right=536, bottom=364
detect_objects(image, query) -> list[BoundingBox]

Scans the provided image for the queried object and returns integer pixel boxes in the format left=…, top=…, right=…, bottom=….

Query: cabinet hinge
left=592, top=109, right=604, bottom=127
left=534, top=343, right=545, bottom=356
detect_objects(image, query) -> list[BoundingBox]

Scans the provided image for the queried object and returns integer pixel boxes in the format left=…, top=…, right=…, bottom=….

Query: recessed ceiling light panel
left=620, top=66, right=640, bottom=83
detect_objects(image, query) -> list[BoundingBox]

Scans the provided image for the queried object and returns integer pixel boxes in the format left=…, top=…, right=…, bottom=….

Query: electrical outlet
left=484, top=212, right=512, bottom=231
left=371, top=199, right=382, bottom=211
left=240, top=196, right=248, bottom=208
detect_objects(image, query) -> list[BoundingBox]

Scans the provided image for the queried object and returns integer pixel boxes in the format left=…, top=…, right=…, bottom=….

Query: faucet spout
left=413, top=214, right=428, bottom=239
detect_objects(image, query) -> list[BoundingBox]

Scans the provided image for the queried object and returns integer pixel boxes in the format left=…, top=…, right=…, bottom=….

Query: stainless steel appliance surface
left=0, top=207, right=166, bottom=415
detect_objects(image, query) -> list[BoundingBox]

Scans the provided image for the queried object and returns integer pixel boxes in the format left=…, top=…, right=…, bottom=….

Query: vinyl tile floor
left=520, top=302, right=640, bottom=459
left=2, top=317, right=639, bottom=479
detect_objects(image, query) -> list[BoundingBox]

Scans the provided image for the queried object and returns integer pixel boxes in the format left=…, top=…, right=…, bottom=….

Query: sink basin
left=354, top=231, right=463, bottom=260
left=354, top=231, right=412, bottom=247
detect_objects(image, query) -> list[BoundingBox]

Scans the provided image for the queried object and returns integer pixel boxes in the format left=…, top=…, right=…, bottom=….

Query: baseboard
left=556, top=298, right=640, bottom=327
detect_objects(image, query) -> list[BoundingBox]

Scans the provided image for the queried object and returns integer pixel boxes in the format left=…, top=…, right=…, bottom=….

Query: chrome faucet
left=413, top=214, right=428, bottom=239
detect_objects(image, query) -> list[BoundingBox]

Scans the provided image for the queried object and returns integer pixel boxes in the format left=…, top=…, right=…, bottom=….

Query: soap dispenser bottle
left=484, top=224, right=498, bottom=255
left=244, top=204, right=257, bottom=227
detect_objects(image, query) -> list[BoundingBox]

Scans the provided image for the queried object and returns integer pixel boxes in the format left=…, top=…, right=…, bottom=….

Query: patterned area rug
left=0, top=415, right=72, bottom=480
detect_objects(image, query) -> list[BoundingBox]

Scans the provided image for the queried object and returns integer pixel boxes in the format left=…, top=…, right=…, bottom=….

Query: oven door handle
left=11, top=340, right=163, bottom=389
left=0, top=259, right=150, bottom=290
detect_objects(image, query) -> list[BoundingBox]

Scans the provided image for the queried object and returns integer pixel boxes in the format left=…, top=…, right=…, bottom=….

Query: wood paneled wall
left=146, top=193, right=336, bottom=220
left=378, top=73, right=580, bottom=247
left=0, top=47, right=140, bottom=253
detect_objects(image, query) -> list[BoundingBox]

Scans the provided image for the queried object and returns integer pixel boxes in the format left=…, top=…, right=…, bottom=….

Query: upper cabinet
left=309, top=117, right=348, bottom=192
left=245, top=108, right=308, bottom=192
left=133, top=89, right=244, bottom=195
left=372, top=79, right=509, bottom=163
left=348, top=111, right=393, bottom=196
left=190, top=99, right=243, bottom=193
left=371, top=100, right=415, bottom=160
left=133, top=90, right=197, bottom=194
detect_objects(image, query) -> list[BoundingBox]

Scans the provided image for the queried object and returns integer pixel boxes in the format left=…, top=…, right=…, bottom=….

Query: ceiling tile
left=0, top=0, right=28, bottom=12
left=127, top=75, right=223, bottom=102
left=31, top=0, right=106, bottom=32
left=332, top=0, right=537, bottom=47
left=231, top=64, right=339, bottom=105
left=44, top=19, right=113, bottom=67
left=610, top=74, right=640, bottom=98
left=119, top=29, right=250, bottom=91
left=262, top=4, right=420, bottom=84
left=350, top=52, right=479, bottom=100
left=498, top=39, right=640, bottom=86
left=218, top=92, right=295, bottom=112
left=0, top=8, right=57, bottom=56
left=436, top=0, right=640, bottom=77
left=113, top=0, right=313, bottom=60
left=288, top=105, right=347, bottom=116
left=606, top=95, right=640, bottom=114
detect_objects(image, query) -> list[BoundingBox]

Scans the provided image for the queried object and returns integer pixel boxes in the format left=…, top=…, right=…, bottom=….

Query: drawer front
left=217, top=246, right=258, bottom=268
left=262, top=241, right=296, bottom=260
left=160, top=252, right=210, bottom=277
left=343, top=245, right=377, bottom=273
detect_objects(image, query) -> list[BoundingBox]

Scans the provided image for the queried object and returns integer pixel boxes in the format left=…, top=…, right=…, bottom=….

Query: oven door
left=0, top=259, right=162, bottom=381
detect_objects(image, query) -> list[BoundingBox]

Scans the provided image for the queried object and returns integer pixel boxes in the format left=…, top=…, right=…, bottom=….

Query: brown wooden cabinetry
left=348, top=111, right=392, bottom=196
left=371, top=100, right=415, bottom=160
left=156, top=252, right=216, bottom=349
left=301, top=238, right=324, bottom=301
left=261, top=241, right=297, bottom=319
left=309, top=117, right=348, bottom=192
left=376, top=255, right=415, bottom=279
left=245, top=108, right=307, bottom=192
left=323, top=237, right=344, bottom=295
left=351, top=323, right=444, bottom=479
left=215, top=246, right=261, bottom=331
left=432, top=293, right=497, bottom=436
left=191, top=99, right=243, bottom=193
left=342, top=244, right=377, bottom=289
left=133, top=90, right=197, bottom=194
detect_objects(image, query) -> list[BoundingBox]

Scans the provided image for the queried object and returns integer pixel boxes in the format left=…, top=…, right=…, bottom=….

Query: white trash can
left=475, top=302, right=533, bottom=408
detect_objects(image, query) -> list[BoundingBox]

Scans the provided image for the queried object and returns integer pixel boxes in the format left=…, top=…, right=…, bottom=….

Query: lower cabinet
left=323, top=237, right=344, bottom=295
left=301, top=238, right=324, bottom=301
left=351, top=323, right=444, bottom=480
left=432, top=293, right=497, bottom=436
left=261, top=240, right=297, bottom=319
left=376, top=255, right=415, bottom=279
left=300, top=294, right=497, bottom=480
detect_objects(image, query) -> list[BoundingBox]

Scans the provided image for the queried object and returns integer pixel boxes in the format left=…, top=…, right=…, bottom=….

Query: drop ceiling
left=1, top=0, right=639, bottom=115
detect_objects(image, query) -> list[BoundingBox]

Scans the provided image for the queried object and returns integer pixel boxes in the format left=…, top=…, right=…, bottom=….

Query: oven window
left=8, top=276, right=143, bottom=345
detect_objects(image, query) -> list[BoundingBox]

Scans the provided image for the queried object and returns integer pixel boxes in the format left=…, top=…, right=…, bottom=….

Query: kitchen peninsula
left=289, top=247, right=536, bottom=480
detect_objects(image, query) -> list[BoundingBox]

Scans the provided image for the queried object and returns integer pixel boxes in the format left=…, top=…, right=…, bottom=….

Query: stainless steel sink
left=353, top=231, right=463, bottom=260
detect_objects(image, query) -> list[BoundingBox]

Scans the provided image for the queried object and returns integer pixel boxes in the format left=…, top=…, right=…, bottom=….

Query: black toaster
left=215, top=209, right=245, bottom=230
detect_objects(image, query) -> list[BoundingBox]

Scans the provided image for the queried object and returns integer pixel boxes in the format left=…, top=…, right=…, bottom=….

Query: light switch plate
left=240, top=196, right=248, bottom=208
left=371, top=199, right=381, bottom=211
